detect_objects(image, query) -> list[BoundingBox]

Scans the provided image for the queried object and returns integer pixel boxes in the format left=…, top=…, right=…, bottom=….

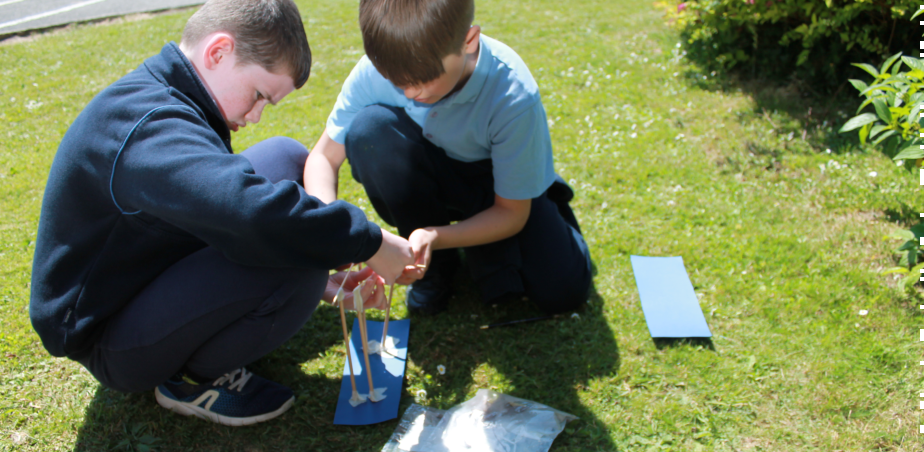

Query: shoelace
left=212, top=368, right=253, bottom=392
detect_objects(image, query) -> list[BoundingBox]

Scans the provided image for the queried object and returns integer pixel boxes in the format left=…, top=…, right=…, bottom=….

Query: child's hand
left=323, top=266, right=388, bottom=310
left=366, top=230, right=414, bottom=285
left=396, top=228, right=438, bottom=284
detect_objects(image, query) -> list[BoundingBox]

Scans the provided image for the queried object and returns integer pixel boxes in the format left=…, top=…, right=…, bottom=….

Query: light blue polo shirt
left=326, top=35, right=556, bottom=200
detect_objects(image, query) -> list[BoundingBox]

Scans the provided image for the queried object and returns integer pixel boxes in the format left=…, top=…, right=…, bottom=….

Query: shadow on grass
left=677, top=19, right=916, bottom=156
left=404, top=274, right=621, bottom=451
left=700, top=72, right=862, bottom=149
left=72, top=310, right=358, bottom=451
left=883, top=204, right=922, bottom=228
left=73, top=267, right=621, bottom=451
left=652, top=337, right=715, bottom=351
left=681, top=57, right=924, bottom=250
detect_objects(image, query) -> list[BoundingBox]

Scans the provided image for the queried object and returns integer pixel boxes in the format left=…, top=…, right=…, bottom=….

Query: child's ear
left=463, top=25, right=481, bottom=55
left=202, top=33, right=236, bottom=70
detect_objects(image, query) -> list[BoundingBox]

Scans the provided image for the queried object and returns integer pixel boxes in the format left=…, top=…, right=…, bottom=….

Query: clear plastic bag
left=381, top=389, right=578, bottom=452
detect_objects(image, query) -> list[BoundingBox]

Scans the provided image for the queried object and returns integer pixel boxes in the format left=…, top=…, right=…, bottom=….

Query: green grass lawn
left=2, top=0, right=923, bottom=450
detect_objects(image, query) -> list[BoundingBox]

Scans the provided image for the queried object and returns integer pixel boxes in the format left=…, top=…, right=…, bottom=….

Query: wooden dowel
left=381, top=284, right=395, bottom=345
left=337, top=287, right=358, bottom=396
left=354, top=284, right=377, bottom=399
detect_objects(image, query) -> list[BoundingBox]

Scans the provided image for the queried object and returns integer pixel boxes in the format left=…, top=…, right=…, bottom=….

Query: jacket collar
left=144, top=42, right=232, bottom=149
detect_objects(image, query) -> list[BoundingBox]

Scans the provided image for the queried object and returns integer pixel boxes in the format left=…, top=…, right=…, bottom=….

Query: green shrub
left=839, top=52, right=923, bottom=162
left=660, top=0, right=918, bottom=90
left=882, top=226, right=924, bottom=294
left=838, top=10, right=924, bottom=288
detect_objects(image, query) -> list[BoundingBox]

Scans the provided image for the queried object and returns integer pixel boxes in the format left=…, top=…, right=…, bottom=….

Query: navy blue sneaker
left=155, top=368, right=294, bottom=426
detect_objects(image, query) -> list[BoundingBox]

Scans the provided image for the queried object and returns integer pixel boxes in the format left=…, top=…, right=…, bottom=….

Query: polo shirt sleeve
left=326, top=57, right=387, bottom=144
left=489, top=100, right=557, bottom=200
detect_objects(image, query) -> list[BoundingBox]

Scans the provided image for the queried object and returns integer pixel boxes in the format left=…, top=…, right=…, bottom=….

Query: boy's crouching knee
left=344, top=104, right=406, bottom=156
left=241, top=136, right=309, bottom=183
left=265, top=136, right=308, bottom=163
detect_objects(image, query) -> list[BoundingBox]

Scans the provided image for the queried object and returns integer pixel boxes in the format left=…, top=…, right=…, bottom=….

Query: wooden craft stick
left=335, top=265, right=364, bottom=405
left=353, top=284, right=379, bottom=401
left=381, top=284, right=395, bottom=346
left=338, top=290, right=360, bottom=398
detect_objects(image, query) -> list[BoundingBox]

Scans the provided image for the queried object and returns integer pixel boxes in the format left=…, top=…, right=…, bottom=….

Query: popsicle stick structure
left=332, top=265, right=412, bottom=424
left=332, top=318, right=409, bottom=425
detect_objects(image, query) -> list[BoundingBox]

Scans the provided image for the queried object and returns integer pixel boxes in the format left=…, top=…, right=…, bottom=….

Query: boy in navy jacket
left=304, top=0, right=592, bottom=315
left=29, top=0, right=413, bottom=426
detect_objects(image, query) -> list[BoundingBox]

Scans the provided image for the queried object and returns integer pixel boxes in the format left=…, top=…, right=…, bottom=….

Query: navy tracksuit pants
left=344, top=105, right=592, bottom=313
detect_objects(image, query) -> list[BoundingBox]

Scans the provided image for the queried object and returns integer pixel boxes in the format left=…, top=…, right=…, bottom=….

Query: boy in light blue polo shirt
left=304, top=0, right=591, bottom=315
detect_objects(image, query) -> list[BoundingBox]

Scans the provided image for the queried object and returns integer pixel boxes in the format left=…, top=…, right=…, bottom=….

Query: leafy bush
left=660, top=0, right=918, bottom=90
left=839, top=10, right=924, bottom=289
left=839, top=52, right=924, bottom=164
left=882, top=226, right=924, bottom=294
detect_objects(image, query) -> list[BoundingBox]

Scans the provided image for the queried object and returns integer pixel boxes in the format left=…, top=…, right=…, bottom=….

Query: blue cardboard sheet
left=630, top=256, right=712, bottom=338
left=333, top=318, right=409, bottom=425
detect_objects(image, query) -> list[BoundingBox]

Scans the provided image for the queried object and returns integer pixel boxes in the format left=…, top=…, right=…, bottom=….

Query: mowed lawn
left=1, top=0, right=923, bottom=450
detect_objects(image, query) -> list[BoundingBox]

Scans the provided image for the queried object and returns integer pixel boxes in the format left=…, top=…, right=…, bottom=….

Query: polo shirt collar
left=446, top=35, right=490, bottom=106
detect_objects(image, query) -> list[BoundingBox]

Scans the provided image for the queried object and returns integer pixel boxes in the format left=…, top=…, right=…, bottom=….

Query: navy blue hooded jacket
left=30, top=43, right=383, bottom=360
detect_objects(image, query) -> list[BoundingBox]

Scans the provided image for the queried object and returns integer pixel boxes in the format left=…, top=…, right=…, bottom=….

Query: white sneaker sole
left=155, top=386, right=294, bottom=427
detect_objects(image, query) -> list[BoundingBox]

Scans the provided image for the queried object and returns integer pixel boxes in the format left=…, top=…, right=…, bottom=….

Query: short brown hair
left=182, top=0, right=312, bottom=88
left=359, top=0, right=474, bottom=86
